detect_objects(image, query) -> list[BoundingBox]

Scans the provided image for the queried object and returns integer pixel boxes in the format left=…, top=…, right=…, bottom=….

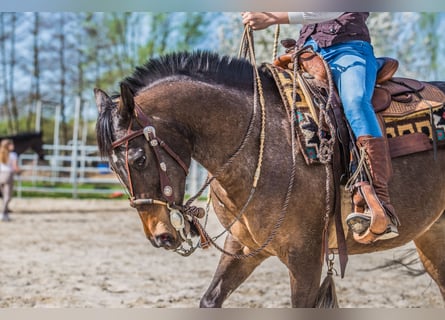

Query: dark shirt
left=296, top=12, right=371, bottom=49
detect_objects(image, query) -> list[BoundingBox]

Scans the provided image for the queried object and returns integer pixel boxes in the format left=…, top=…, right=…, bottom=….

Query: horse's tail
left=314, top=271, right=339, bottom=308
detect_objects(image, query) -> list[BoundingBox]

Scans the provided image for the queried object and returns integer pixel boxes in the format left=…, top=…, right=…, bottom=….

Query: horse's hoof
left=346, top=212, right=371, bottom=235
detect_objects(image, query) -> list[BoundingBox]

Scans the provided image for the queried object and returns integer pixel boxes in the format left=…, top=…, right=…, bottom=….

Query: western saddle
left=271, top=39, right=445, bottom=246
left=273, top=40, right=445, bottom=159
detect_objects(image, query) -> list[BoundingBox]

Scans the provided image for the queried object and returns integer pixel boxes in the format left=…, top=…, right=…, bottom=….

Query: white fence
left=15, top=98, right=208, bottom=199
left=15, top=144, right=208, bottom=199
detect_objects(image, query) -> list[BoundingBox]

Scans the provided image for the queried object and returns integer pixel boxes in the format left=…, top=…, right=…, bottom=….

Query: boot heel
left=376, top=224, right=399, bottom=241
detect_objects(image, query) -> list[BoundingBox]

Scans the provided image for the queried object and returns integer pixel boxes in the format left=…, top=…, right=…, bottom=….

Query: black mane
left=121, top=51, right=255, bottom=94
left=97, top=51, right=263, bottom=157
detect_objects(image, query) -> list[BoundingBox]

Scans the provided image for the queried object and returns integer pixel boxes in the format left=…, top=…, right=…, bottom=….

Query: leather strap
left=111, top=104, right=189, bottom=205
left=331, top=129, right=348, bottom=278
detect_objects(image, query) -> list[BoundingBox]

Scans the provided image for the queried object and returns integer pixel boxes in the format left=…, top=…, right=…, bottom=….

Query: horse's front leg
left=281, top=244, right=324, bottom=307
left=200, top=233, right=268, bottom=308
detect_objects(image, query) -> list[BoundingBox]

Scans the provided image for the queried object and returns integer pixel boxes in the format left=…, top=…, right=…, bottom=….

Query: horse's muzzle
left=154, top=232, right=178, bottom=250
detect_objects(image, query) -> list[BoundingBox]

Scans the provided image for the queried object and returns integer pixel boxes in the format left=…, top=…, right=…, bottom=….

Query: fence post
left=71, top=97, right=81, bottom=198
left=32, top=100, right=43, bottom=186
left=51, top=105, right=61, bottom=185
left=79, top=100, right=89, bottom=183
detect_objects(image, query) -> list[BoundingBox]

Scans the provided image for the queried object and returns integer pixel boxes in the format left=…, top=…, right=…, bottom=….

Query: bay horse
left=0, top=131, right=45, bottom=160
left=95, top=51, right=445, bottom=307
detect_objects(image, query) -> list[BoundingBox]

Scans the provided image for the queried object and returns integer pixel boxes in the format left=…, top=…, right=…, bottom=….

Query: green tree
left=0, top=13, right=20, bottom=133
left=369, top=12, right=445, bottom=81
left=418, top=12, right=442, bottom=80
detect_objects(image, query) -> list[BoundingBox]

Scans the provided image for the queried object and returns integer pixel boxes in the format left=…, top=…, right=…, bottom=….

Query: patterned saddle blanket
left=264, top=63, right=445, bottom=164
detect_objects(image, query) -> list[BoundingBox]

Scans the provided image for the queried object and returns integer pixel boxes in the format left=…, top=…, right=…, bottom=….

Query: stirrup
left=346, top=212, right=399, bottom=241
left=346, top=212, right=370, bottom=235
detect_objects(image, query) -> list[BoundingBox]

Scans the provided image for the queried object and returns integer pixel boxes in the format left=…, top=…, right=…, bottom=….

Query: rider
left=241, top=12, right=400, bottom=241
left=0, top=139, right=20, bottom=222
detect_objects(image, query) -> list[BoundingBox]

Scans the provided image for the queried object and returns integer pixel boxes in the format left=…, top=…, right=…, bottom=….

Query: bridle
left=111, top=103, right=189, bottom=206
left=110, top=103, right=196, bottom=243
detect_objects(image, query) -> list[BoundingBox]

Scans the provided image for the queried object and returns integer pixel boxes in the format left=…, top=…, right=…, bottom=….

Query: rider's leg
left=355, top=135, right=400, bottom=235
left=320, top=40, right=400, bottom=239
left=0, top=172, right=12, bottom=222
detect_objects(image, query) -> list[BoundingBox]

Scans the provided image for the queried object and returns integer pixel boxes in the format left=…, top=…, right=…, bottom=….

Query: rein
left=110, top=26, right=296, bottom=259
left=194, top=26, right=297, bottom=259
left=110, top=77, right=259, bottom=255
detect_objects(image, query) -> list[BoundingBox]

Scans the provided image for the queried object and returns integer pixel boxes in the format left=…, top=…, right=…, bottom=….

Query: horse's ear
left=119, top=83, right=135, bottom=119
left=94, top=88, right=113, bottom=113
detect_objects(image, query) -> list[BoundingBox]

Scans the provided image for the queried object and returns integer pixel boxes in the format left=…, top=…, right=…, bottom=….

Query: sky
left=1, top=0, right=445, bottom=12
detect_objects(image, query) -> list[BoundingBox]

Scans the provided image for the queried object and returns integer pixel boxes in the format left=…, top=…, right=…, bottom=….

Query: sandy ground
left=0, top=198, right=443, bottom=308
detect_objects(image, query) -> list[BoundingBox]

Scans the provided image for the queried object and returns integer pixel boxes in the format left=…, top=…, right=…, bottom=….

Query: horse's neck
left=13, top=141, right=25, bottom=154
left=137, top=80, right=258, bottom=189
left=14, top=138, right=33, bottom=155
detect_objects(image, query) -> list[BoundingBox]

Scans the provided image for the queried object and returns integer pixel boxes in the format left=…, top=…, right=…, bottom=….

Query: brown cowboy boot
left=346, top=136, right=400, bottom=241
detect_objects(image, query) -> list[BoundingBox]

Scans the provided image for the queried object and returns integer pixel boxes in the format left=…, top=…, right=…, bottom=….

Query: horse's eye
left=134, top=155, right=147, bottom=169
left=126, top=148, right=147, bottom=170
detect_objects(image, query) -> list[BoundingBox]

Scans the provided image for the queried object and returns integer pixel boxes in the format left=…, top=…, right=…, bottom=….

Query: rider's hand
left=241, top=12, right=289, bottom=30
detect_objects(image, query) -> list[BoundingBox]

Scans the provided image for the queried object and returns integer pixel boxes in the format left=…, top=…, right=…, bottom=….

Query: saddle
left=272, top=42, right=445, bottom=160
left=267, top=45, right=445, bottom=258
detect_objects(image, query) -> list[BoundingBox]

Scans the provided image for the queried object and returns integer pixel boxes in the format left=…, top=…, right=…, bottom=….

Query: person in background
left=241, top=12, right=400, bottom=241
left=0, top=139, right=20, bottom=222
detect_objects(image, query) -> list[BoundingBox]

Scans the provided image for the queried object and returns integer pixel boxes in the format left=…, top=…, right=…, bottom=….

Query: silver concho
left=160, top=162, right=167, bottom=172
left=170, top=210, right=185, bottom=230
left=143, top=126, right=156, bottom=140
left=163, top=185, right=173, bottom=197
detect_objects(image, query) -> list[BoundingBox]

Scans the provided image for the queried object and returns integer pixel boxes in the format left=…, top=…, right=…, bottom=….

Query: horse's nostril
left=155, top=233, right=175, bottom=248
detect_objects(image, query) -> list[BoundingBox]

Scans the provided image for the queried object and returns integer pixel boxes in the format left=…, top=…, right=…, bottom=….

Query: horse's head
left=95, top=84, right=197, bottom=252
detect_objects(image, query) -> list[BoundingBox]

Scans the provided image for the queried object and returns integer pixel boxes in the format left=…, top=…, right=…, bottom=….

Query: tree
left=0, top=13, right=13, bottom=133
left=27, top=12, right=42, bottom=131
left=0, top=13, right=20, bottom=133
left=368, top=12, right=445, bottom=81
left=418, top=12, right=443, bottom=80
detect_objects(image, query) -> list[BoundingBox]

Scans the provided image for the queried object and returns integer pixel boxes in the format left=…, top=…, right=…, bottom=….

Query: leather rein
left=109, top=26, right=293, bottom=259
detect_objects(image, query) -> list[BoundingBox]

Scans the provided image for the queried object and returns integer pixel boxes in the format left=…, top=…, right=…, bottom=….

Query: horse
left=94, top=51, right=445, bottom=307
left=0, top=131, right=45, bottom=160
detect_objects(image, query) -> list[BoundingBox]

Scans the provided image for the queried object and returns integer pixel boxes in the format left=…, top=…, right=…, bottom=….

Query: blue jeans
left=305, top=39, right=382, bottom=138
